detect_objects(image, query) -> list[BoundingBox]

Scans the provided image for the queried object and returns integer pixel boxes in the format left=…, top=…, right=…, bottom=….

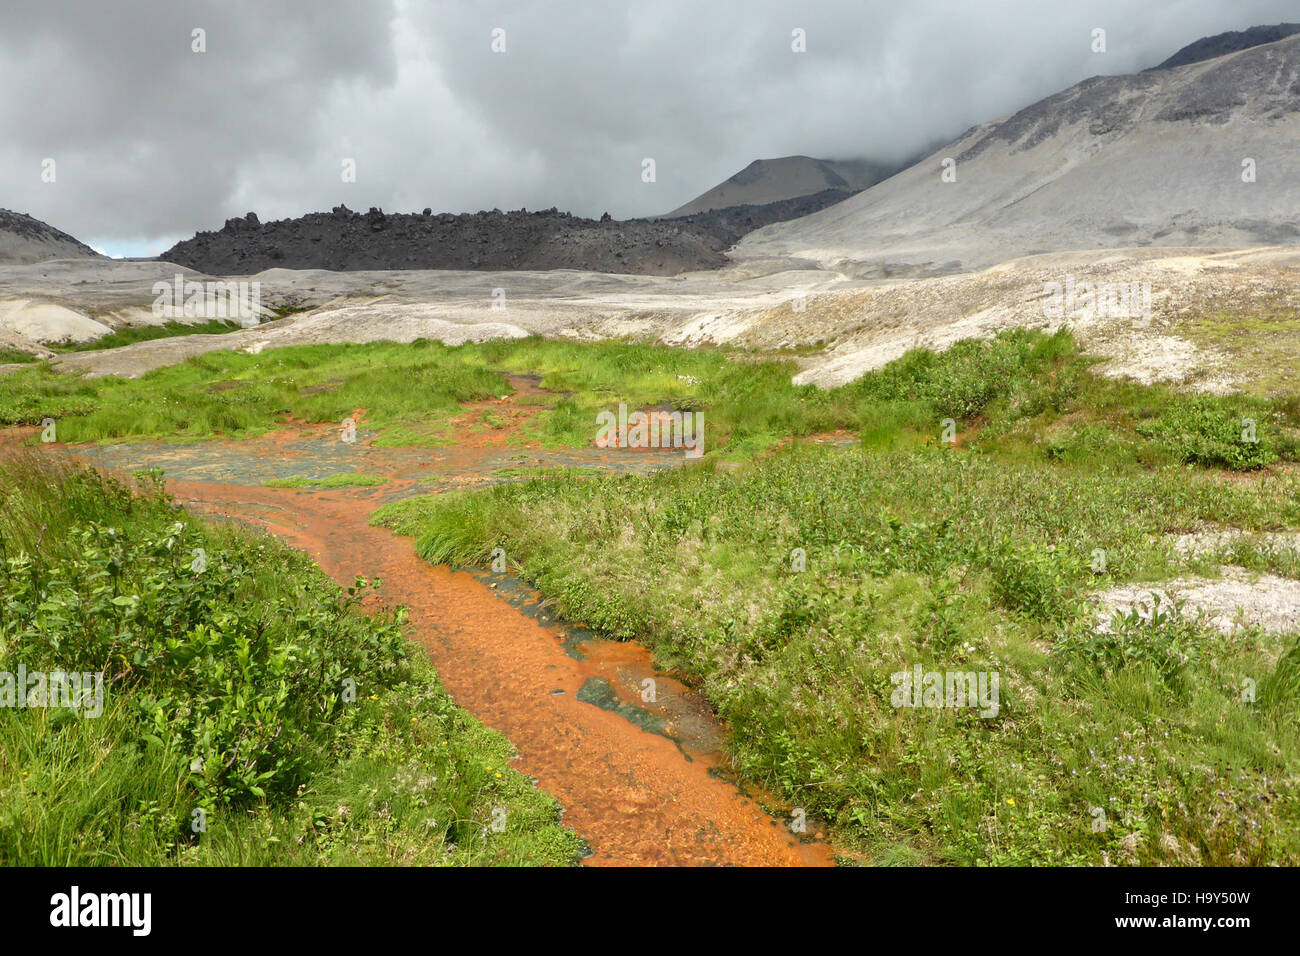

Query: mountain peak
left=735, top=32, right=1300, bottom=276
left=1152, top=22, right=1300, bottom=71
left=665, top=155, right=900, bottom=218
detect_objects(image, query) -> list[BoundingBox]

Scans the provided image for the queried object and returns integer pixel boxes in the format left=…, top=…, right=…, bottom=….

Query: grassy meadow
left=366, top=330, right=1300, bottom=865
left=3, top=326, right=1300, bottom=865
left=3, top=328, right=1299, bottom=468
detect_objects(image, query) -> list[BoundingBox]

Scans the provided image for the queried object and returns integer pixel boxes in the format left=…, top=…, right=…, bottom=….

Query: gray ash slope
left=0, top=209, right=101, bottom=265
left=662, top=155, right=901, bottom=218
left=737, top=31, right=1300, bottom=276
left=159, top=188, right=856, bottom=277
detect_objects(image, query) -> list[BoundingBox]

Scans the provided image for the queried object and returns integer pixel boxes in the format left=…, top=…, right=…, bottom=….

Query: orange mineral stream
left=164, top=478, right=834, bottom=867
left=36, top=389, right=837, bottom=866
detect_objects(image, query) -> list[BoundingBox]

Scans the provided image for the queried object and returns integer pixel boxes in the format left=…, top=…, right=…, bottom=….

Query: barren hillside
left=0, top=209, right=100, bottom=265
left=735, top=35, right=1300, bottom=276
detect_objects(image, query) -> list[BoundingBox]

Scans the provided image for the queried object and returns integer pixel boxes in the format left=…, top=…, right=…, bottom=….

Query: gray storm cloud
left=1, top=0, right=1296, bottom=256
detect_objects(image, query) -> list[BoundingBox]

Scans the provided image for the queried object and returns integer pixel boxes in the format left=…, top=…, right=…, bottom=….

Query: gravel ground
left=2, top=246, right=1299, bottom=394
left=1093, top=567, right=1300, bottom=635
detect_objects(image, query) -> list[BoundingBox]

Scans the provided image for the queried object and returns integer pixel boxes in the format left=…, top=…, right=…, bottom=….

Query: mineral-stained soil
left=30, top=385, right=838, bottom=867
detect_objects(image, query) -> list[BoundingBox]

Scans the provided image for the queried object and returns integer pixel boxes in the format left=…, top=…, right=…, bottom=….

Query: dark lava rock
left=1151, top=23, right=1300, bottom=71
left=159, top=188, right=862, bottom=276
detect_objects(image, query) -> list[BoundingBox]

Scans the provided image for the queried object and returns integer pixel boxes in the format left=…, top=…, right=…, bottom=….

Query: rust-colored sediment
left=164, top=479, right=834, bottom=866
left=26, top=382, right=836, bottom=866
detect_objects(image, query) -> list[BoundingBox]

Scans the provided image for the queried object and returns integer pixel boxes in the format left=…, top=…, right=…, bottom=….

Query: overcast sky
left=2, top=0, right=1296, bottom=257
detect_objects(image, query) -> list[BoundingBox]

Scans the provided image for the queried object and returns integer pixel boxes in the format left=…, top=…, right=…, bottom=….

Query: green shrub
left=1, top=493, right=407, bottom=806
left=1056, top=601, right=1210, bottom=689
left=0, top=460, right=582, bottom=865
left=1136, top=399, right=1278, bottom=470
left=1261, top=634, right=1300, bottom=724
left=1045, top=423, right=1141, bottom=467
left=989, top=541, right=1084, bottom=622
left=851, top=328, right=1073, bottom=422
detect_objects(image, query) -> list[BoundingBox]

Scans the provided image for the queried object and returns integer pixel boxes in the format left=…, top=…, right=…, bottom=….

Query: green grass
left=0, top=320, right=251, bottom=369
left=369, top=332, right=1300, bottom=866
left=0, top=341, right=509, bottom=445
left=265, top=473, right=388, bottom=489
left=6, top=329, right=1300, bottom=474
left=8, top=326, right=1300, bottom=865
left=491, top=466, right=604, bottom=480
left=0, top=456, right=583, bottom=866
left=48, top=320, right=247, bottom=354
left=376, top=447, right=1300, bottom=865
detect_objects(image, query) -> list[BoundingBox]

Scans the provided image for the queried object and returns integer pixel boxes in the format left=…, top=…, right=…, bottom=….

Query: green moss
left=265, top=473, right=388, bottom=489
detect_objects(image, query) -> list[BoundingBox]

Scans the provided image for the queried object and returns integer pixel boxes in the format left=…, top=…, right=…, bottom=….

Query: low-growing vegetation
left=368, top=330, right=1300, bottom=866
left=264, top=472, right=388, bottom=489
left=376, top=442, right=1300, bottom=864
left=0, top=457, right=583, bottom=866
left=6, top=325, right=1300, bottom=866
left=3, top=329, right=1297, bottom=473
left=48, top=320, right=248, bottom=354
